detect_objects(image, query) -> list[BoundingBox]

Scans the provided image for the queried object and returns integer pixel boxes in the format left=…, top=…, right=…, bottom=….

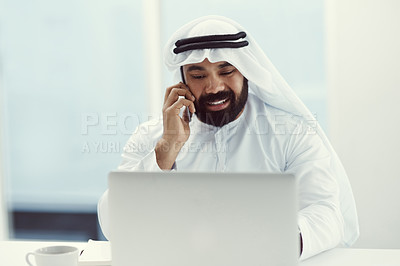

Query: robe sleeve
left=118, top=119, right=164, bottom=171
left=97, top=120, right=164, bottom=239
left=284, top=123, right=344, bottom=260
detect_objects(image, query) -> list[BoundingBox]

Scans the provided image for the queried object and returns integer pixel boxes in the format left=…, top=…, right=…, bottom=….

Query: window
left=1, top=0, right=146, bottom=240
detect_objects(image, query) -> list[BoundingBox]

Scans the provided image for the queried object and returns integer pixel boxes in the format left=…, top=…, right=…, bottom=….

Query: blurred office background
left=0, top=0, right=399, bottom=248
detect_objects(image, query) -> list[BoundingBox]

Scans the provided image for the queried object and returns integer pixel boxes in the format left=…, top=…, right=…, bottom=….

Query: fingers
left=165, top=98, right=196, bottom=115
left=164, top=82, right=195, bottom=105
left=164, top=82, right=186, bottom=102
left=164, top=88, right=195, bottom=109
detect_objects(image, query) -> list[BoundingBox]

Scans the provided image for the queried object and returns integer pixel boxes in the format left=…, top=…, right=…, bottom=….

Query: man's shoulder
left=247, top=94, right=304, bottom=129
left=132, top=117, right=163, bottom=139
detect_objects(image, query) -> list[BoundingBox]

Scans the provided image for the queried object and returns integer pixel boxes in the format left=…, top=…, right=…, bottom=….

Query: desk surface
left=0, top=240, right=87, bottom=266
left=1, top=240, right=399, bottom=266
left=300, top=248, right=400, bottom=266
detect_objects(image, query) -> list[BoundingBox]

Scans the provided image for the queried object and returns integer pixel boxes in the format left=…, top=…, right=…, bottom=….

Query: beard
left=194, top=78, right=248, bottom=127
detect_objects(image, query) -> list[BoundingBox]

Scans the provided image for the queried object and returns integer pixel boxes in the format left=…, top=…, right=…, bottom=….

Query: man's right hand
left=155, top=82, right=196, bottom=170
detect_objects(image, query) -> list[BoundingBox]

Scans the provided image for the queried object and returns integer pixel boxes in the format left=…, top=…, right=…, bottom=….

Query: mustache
left=197, top=90, right=234, bottom=105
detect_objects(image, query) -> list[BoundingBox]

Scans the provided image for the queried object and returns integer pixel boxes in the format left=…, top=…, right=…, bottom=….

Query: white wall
left=326, top=0, right=400, bottom=248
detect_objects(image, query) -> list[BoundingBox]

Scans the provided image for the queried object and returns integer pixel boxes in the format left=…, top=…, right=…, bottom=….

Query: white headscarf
left=164, top=15, right=359, bottom=246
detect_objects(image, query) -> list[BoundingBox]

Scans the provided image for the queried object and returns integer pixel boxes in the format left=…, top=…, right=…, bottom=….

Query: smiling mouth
left=205, top=98, right=230, bottom=111
left=207, top=98, right=228, bottom=105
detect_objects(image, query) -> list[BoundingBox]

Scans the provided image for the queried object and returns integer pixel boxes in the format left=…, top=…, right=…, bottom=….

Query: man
left=98, top=15, right=359, bottom=259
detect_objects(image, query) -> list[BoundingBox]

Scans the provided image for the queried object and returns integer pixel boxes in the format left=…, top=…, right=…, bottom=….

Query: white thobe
left=98, top=93, right=345, bottom=260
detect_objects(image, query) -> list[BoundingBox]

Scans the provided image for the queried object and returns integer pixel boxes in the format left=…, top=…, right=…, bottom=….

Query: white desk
left=1, top=240, right=399, bottom=266
left=0, top=241, right=87, bottom=266
left=300, top=248, right=400, bottom=266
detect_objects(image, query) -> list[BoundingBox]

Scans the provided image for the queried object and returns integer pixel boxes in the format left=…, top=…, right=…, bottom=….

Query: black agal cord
left=173, top=31, right=248, bottom=54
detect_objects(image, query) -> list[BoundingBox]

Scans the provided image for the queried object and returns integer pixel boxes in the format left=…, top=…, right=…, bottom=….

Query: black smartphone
left=180, top=66, right=193, bottom=122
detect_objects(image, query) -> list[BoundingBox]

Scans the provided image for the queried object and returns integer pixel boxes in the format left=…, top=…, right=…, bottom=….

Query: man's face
left=183, top=58, right=248, bottom=127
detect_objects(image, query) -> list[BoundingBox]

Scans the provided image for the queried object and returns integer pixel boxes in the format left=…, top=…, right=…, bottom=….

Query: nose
left=204, top=75, right=225, bottom=94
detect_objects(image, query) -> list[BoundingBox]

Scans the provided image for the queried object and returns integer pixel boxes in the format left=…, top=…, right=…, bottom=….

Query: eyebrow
left=218, top=62, right=233, bottom=69
left=187, top=65, right=205, bottom=72
left=187, top=62, right=233, bottom=72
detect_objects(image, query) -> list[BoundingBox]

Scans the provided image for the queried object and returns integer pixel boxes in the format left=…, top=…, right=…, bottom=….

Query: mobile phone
left=180, top=66, right=192, bottom=122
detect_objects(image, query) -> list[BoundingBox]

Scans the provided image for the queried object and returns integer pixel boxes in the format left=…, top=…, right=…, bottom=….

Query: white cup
left=25, top=245, right=79, bottom=266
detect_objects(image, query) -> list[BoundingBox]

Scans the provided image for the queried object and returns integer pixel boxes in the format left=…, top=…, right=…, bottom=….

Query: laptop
left=108, top=171, right=298, bottom=266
